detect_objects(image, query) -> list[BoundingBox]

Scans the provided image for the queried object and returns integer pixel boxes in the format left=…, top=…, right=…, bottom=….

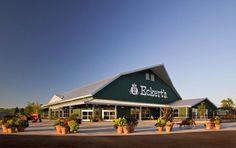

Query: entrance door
left=192, top=108, right=198, bottom=119
left=82, top=110, right=93, bottom=121
left=130, top=108, right=140, bottom=120
left=102, top=110, right=115, bottom=121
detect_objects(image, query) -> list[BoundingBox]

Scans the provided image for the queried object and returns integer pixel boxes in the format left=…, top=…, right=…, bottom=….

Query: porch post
left=61, top=108, right=64, bottom=117
left=48, top=107, right=51, bottom=119
left=139, top=106, right=142, bottom=121
left=92, top=105, right=95, bottom=119
left=115, top=105, right=117, bottom=119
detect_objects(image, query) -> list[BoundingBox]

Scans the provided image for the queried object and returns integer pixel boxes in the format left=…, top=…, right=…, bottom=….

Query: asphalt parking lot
left=0, top=120, right=236, bottom=148
left=0, top=131, right=236, bottom=148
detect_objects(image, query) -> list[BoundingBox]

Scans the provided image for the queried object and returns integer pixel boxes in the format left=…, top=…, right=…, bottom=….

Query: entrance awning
left=85, top=99, right=168, bottom=108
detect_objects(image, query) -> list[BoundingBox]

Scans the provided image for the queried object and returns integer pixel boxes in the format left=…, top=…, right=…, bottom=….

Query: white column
left=115, top=105, right=117, bottom=119
left=92, top=105, right=95, bottom=119
left=48, top=107, right=51, bottom=119
left=139, top=106, right=142, bottom=121
left=62, top=108, right=64, bottom=117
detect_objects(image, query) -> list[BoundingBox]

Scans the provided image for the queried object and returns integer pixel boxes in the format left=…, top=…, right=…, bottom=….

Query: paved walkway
left=2, top=120, right=236, bottom=136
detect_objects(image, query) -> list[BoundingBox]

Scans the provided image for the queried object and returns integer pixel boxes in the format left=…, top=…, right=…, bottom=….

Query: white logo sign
left=129, top=83, right=139, bottom=95
left=129, top=83, right=168, bottom=99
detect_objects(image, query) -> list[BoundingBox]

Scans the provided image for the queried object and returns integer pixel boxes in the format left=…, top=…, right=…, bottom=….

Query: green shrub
left=68, top=120, right=79, bottom=133
left=155, top=117, right=166, bottom=127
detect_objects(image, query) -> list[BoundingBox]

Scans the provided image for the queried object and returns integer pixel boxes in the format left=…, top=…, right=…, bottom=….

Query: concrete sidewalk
left=2, top=120, right=236, bottom=136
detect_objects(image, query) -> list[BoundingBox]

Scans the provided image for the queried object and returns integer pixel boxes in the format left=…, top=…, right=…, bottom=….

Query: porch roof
left=85, top=99, right=168, bottom=108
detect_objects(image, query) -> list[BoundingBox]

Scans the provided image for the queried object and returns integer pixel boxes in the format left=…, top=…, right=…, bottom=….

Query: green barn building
left=42, top=64, right=217, bottom=121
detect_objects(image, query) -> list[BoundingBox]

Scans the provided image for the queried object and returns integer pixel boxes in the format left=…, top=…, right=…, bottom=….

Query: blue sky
left=0, top=0, right=236, bottom=107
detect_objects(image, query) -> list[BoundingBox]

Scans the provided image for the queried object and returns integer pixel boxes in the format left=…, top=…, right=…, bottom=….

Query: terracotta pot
left=116, top=126, right=123, bottom=134
left=205, top=122, right=212, bottom=130
left=165, top=126, right=171, bottom=133
left=55, top=125, right=62, bottom=134
left=123, top=126, right=131, bottom=134
left=7, top=127, right=16, bottom=134
left=157, top=127, right=163, bottom=132
left=2, top=125, right=8, bottom=134
left=130, top=125, right=135, bottom=133
left=61, top=127, right=69, bottom=135
left=215, top=124, right=221, bottom=130
left=17, top=127, right=25, bottom=132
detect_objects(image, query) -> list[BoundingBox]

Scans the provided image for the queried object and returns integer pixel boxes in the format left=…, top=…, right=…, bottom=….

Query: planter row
left=1, top=125, right=26, bottom=134
left=116, top=125, right=135, bottom=134
left=157, top=126, right=173, bottom=133
left=205, top=122, right=221, bottom=130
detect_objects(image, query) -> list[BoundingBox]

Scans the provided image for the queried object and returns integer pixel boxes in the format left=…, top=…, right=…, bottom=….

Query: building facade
left=42, top=64, right=217, bottom=121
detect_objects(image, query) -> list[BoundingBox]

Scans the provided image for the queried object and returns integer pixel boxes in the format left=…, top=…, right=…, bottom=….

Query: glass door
left=82, top=110, right=93, bottom=121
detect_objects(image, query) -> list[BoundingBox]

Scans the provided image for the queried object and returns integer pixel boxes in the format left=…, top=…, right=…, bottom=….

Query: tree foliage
left=198, top=102, right=206, bottom=118
left=14, top=107, right=20, bottom=115
left=24, top=102, right=42, bottom=114
left=221, top=98, right=235, bottom=109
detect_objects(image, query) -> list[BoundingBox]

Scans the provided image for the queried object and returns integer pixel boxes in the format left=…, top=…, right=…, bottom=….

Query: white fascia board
left=86, top=99, right=168, bottom=108
left=169, top=105, right=192, bottom=108
left=43, top=94, right=92, bottom=107
left=49, top=101, right=86, bottom=110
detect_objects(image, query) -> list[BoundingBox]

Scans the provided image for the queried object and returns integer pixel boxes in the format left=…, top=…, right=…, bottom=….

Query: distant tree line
left=0, top=101, right=42, bottom=115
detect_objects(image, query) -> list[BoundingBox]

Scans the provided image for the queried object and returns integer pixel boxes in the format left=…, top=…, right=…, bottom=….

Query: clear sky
left=0, top=0, right=236, bottom=108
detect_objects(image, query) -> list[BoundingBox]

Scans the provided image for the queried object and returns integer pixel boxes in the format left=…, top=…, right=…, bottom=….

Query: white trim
left=102, top=110, right=116, bottom=121
left=115, top=105, right=117, bottom=119
left=42, top=95, right=92, bottom=107
left=81, top=110, right=93, bottom=121
left=86, top=99, right=168, bottom=108
left=172, top=108, right=179, bottom=117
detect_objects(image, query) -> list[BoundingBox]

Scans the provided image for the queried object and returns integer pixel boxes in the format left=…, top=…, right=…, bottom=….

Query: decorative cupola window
left=145, top=73, right=150, bottom=80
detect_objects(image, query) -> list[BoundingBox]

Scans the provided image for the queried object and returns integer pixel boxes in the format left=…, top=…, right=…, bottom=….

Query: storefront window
left=142, top=108, right=150, bottom=120
left=173, top=109, right=179, bottom=117
left=102, top=110, right=115, bottom=121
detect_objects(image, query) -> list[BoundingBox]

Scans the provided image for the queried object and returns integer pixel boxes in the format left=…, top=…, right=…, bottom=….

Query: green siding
left=192, top=99, right=217, bottom=117
left=72, top=109, right=81, bottom=117
left=94, top=70, right=181, bottom=104
left=178, top=107, right=188, bottom=118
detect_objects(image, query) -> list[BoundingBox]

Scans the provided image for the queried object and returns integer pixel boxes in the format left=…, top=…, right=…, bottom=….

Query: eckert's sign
left=129, top=83, right=168, bottom=98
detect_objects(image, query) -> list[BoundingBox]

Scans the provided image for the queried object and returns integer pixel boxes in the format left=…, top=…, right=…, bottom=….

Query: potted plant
left=165, top=121, right=174, bottom=133
left=113, top=117, right=125, bottom=134
left=123, top=117, right=131, bottom=134
left=68, top=120, right=79, bottom=133
left=129, top=116, right=138, bottom=133
left=214, top=116, right=222, bottom=130
left=155, top=117, right=166, bottom=132
left=0, top=119, right=8, bottom=134
left=205, top=118, right=215, bottom=129
left=4, top=119, right=16, bottom=133
left=54, top=118, right=69, bottom=134
left=15, top=115, right=29, bottom=132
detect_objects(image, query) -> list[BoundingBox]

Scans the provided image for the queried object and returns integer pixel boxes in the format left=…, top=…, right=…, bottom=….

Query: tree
left=20, top=108, right=25, bottom=115
left=14, top=107, right=20, bottom=115
left=220, top=98, right=235, bottom=109
left=198, top=102, right=206, bottom=119
left=25, top=102, right=42, bottom=114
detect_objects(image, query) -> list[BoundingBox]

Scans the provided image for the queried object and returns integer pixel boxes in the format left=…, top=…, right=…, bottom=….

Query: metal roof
left=62, top=76, right=117, bottom=100
left=170, top=98, right=206, bottom=107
